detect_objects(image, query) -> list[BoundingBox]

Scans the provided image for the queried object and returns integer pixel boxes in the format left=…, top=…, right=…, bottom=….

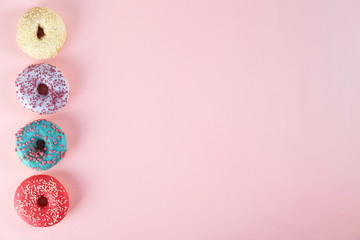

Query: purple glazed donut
left=15, top=63, right=69, bottom=115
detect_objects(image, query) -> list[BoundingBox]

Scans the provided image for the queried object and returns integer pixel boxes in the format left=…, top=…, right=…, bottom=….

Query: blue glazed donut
left=15, top=119, right=67, bottom=171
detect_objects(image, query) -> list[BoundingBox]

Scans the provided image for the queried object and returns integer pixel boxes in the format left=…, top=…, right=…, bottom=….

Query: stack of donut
left=12, top=7, right=71, bottom=227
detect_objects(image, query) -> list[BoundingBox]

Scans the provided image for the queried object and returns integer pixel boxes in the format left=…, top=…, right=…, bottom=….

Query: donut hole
left=36, top=25, right=45, bottom=40
left=35, top=139, right=46, bottom=152
left=37, top=195, right=48, bottom=208
left=37, top=83, right=49, bottom=96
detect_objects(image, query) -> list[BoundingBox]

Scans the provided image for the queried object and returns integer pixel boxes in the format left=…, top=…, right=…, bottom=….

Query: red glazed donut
left=14, top=175, right=69, bottom=227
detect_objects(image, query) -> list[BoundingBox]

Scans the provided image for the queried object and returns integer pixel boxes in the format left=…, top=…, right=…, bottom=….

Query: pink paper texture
left=0, top=0, right=360, bottom=239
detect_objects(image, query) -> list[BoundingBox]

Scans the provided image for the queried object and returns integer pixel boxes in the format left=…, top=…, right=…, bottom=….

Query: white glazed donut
left=17, top=7, right=66, bottom=59
left=15, top=63, right=70, bottom=115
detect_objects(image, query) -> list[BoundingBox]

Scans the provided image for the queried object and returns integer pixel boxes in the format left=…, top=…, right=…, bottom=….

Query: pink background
left=0, top=0, right=360, bottom=239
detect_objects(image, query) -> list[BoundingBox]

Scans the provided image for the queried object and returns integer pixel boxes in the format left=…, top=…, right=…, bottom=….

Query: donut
left=17, top=7, right=66, bottom=59
left=15, top=119, right=67, bottom=171
left=15, top=63, right=70, bottom=115
left=14, top=175, right=69, bottom=227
